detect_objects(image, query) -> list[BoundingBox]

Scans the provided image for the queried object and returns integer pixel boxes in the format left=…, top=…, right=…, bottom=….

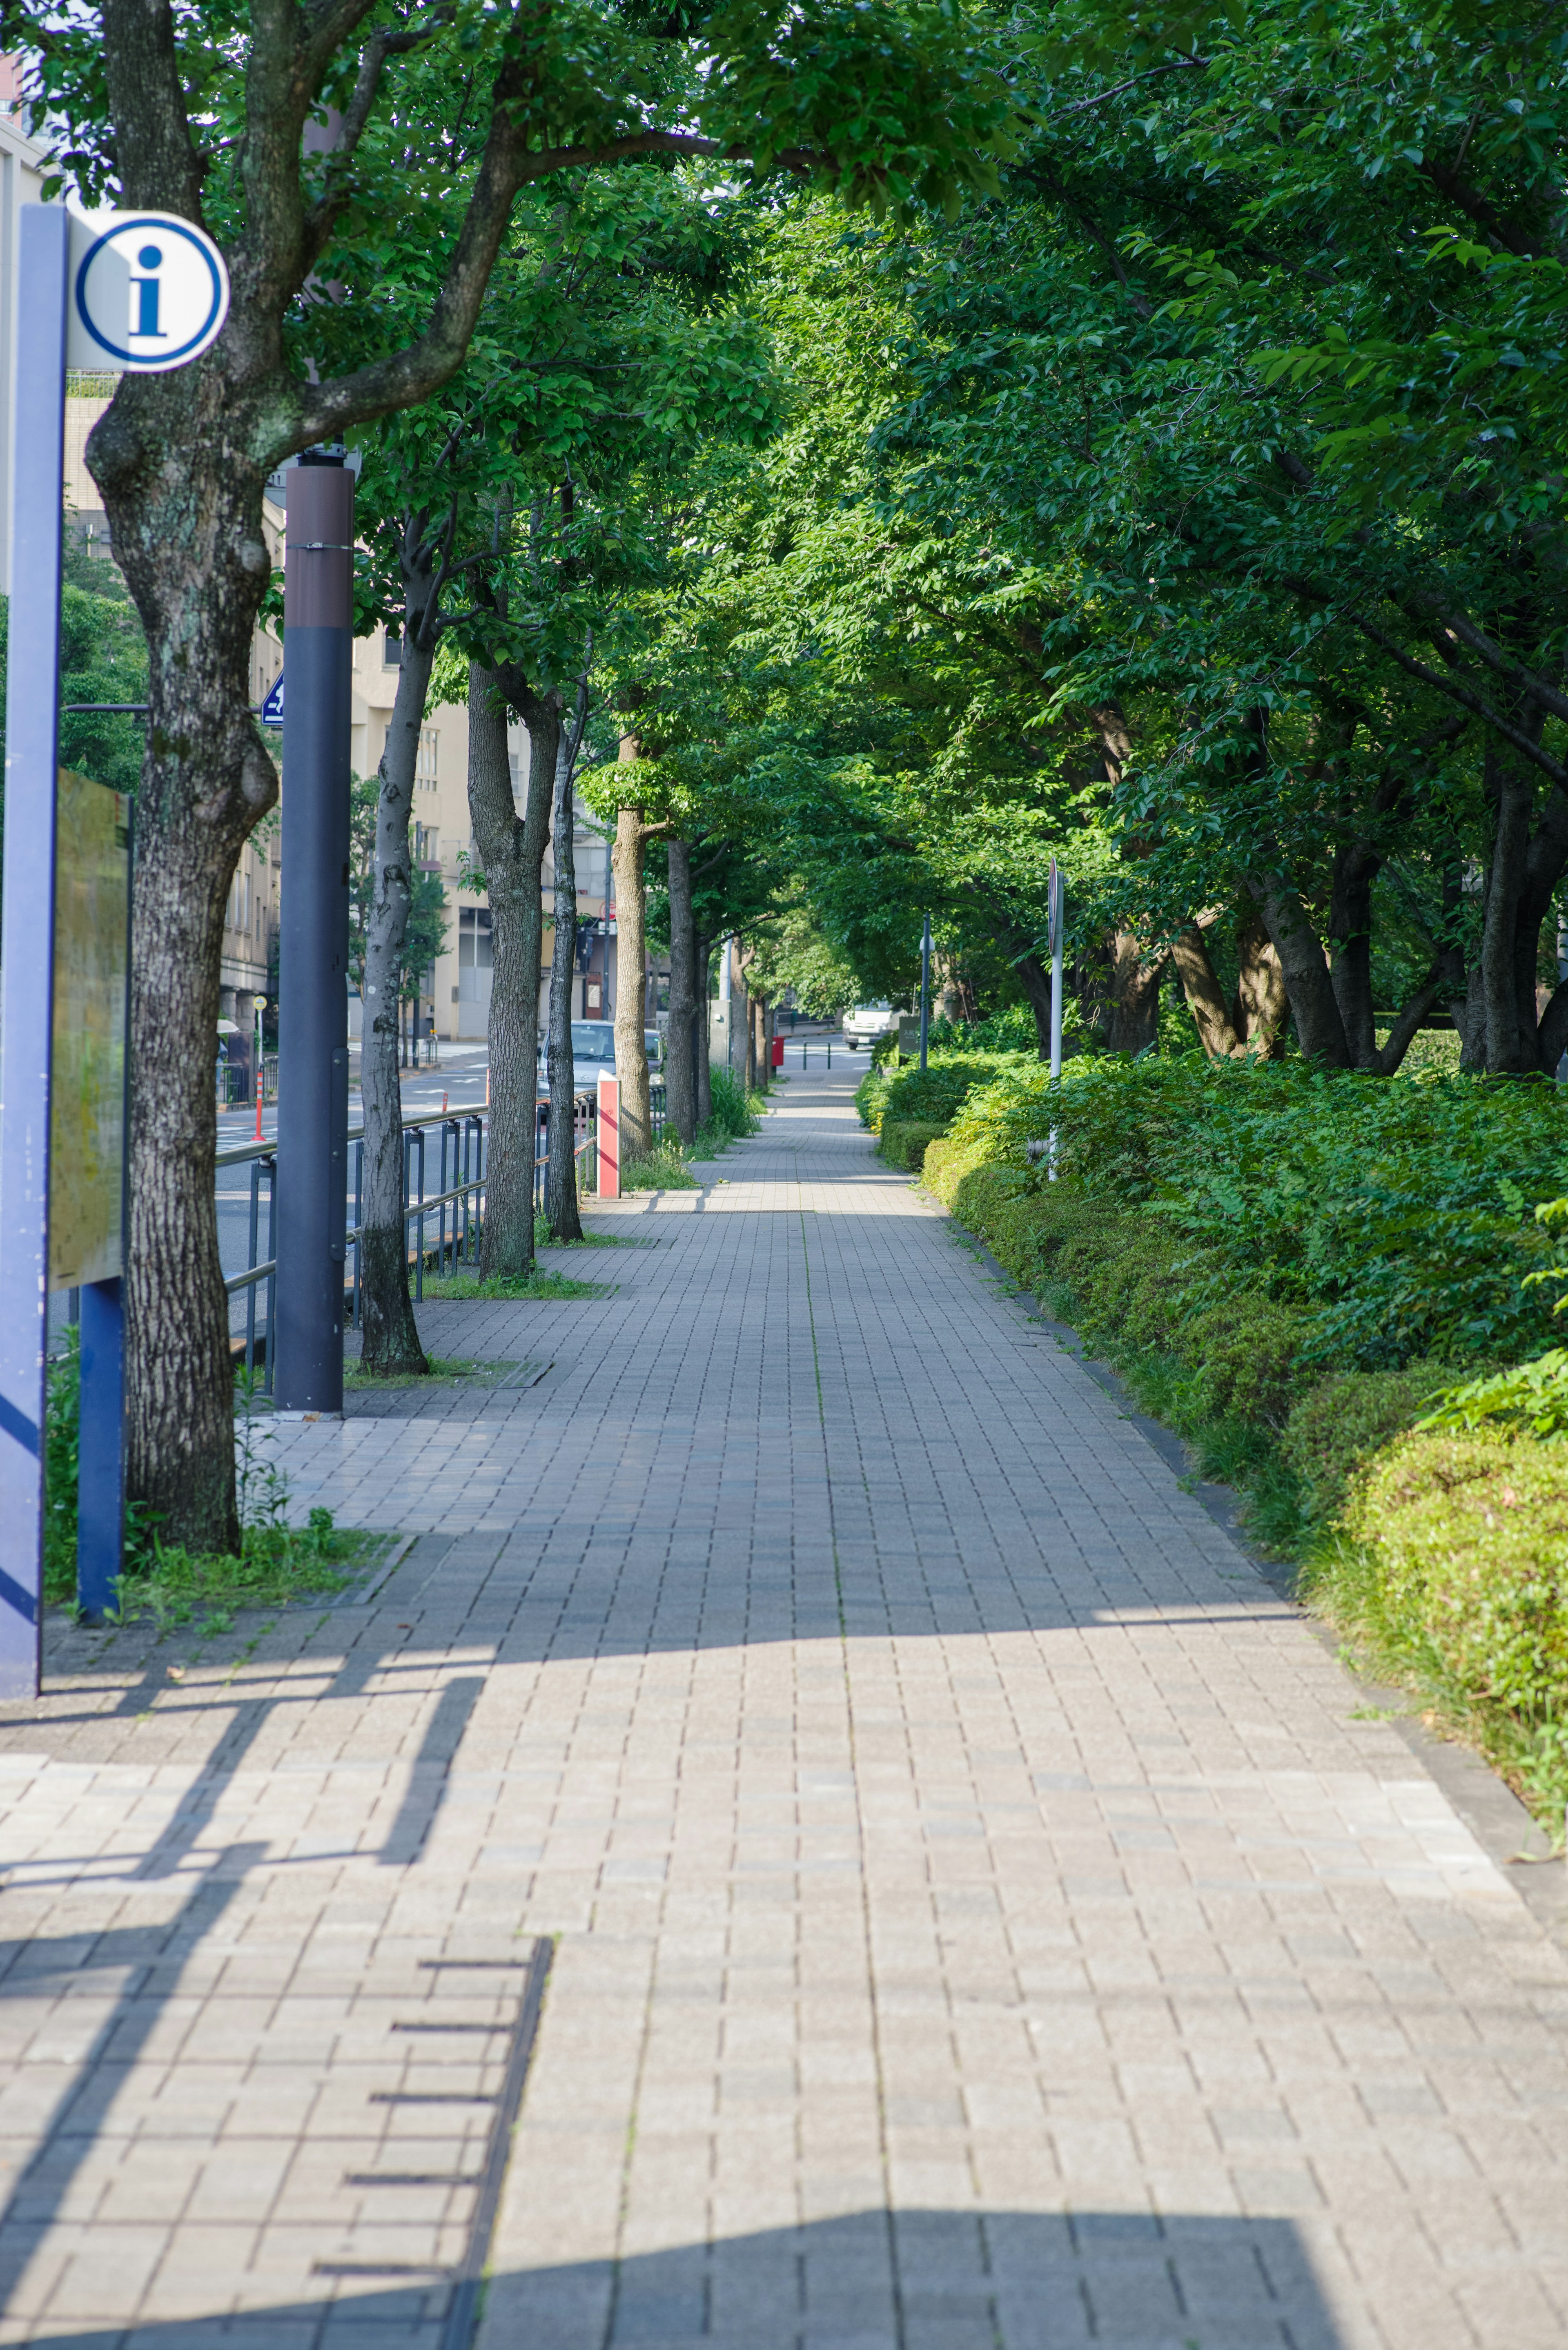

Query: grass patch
left=110, top=1512, right=387, bottom=1629
left=421, top=1268, right=613, bottom=1300
left=43, top=1369, right=388, bottom=1624
left=342, top=1354, right=552, bottom=1388
left=343, top=1354, right=482, bottom=1389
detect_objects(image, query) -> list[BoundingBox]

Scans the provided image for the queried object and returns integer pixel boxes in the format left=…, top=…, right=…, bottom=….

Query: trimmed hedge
left=1339, top=1433, right=1568, bottom=1725
left=879, top=1118, right=947, bottom=1172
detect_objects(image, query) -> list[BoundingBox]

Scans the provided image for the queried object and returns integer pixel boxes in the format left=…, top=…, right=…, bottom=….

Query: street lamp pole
left=919, top=912, right=931, bottom=1072
left=273, top=451, right=354, bottom=1414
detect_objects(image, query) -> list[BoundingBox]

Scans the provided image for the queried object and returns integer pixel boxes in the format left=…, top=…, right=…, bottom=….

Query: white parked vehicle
left=842, top=1002, right=900, bottom=1051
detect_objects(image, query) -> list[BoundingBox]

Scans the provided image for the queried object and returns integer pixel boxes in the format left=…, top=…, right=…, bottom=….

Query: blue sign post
left=0, top=205, right=231, bottom=1693
left=0, top=207, right=69, bottom=1695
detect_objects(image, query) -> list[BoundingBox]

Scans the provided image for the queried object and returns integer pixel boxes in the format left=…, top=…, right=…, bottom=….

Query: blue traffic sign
left=262, top=672, right=284, bottom=728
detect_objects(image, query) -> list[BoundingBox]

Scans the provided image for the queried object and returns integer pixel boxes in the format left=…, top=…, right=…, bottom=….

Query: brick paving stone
left=2, top=1064, right=1568, bottom=2343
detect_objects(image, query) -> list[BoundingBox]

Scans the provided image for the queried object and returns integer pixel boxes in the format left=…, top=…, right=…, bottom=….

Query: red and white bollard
left=597, top=1071, right=620, bottom=1200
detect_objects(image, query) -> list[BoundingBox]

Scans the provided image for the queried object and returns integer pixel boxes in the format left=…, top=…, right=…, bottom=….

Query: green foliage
left=1343, top=1432, right=1568, bottom=1733
left=1281, top=1364, right=1462, bottom=1525
left=879, top=1118, right=947, bottom=1171
left=423, top=1268, right=612, bottom=1298
left=927, top=1005, right=1041, bottom=1055
left=695, top=1067, right=763, bottom=1157
left=622, top=1139, right=702, bottom=1191
left=43, top=1332, right=81, bottom=1592
left=938, top=1055, right=1568, bottom=1372
left=1419, top=1350, right=1568, bottom=1443
left=855, top=1048, right=1019, bottom=1133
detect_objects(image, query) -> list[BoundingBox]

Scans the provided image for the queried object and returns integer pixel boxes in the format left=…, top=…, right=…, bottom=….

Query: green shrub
left=1281, top=1362, right=1460, bottom=1521
left=1343, top=1432, right=1568, bottom=1723
left=879, top=1118, right=947, bottom=1171
left=934, top=1051, right=1568, bottom=1371
left=1418, top=1345, right=1568, bottom=1440
left=977, top=1185, right=1119, bottom=1290
left=855, top=1049, right=1019, bottom=1135
left=706, top=1066, right=761, bottom=1141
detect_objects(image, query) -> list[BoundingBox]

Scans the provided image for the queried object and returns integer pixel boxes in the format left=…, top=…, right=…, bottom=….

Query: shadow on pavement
left=9, top=2205, right=1345, bottom=2347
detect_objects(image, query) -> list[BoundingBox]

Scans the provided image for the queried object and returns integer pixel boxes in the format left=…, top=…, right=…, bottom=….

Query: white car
left=842, top=1002, right=900, bottom=1051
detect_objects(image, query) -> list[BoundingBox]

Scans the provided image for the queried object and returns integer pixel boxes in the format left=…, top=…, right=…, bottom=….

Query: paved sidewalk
left=4, top=1064, right=1568, bottom=2346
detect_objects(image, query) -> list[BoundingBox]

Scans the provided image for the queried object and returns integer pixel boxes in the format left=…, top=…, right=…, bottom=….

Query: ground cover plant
left=420, top=1269, right=612, bottom=1301
left=43, top=1351, right=379, bottom=1620
left=918, top=1051, right=1568, bottom=1836
left=623, top=1067, right=768, bottom=1189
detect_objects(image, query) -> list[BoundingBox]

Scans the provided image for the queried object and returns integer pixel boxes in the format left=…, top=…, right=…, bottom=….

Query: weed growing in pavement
left=421, top=1268, right=613, bottom=1300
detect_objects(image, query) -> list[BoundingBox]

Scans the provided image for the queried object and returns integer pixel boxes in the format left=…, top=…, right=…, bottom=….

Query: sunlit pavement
left=4, top=1064, right=1568, bottom=2346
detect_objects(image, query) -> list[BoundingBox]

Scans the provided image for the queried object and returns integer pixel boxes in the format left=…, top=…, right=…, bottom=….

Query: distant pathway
left=2, top=1065, right=1567, bottom=2346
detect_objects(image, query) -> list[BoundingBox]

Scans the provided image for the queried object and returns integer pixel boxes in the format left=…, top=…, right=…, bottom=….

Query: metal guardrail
left=218, top=1073, right=666, bottom=1391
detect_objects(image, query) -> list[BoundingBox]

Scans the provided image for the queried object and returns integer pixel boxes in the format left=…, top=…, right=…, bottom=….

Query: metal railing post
left=263, top=1155, right=277, bottom=1395
left=414, top=1126, right=427, bottom=1299
left=245, top=1161, right=261, bottom=1376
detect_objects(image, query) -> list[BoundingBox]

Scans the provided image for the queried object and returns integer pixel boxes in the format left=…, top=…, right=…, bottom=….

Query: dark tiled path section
left=1, top=1066, right=1566, bottom=2346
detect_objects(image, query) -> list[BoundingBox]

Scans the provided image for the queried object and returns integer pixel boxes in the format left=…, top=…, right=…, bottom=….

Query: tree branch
left=1277, top=572, right=1568, bottom=791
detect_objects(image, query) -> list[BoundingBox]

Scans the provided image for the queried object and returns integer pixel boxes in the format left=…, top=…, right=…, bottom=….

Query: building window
left=384, top=626, right=401, bottom=667
left=458, top=905, right=493, bottom=1003
left=416, top=728, right=439, bottom=787
left=414, top=823, right=439, bottom=866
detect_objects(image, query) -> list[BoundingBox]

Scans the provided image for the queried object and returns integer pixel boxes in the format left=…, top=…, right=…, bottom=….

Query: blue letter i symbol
left=133, top=244, right=165, bottom=337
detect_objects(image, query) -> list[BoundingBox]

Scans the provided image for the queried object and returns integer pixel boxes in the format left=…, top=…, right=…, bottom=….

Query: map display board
left=49, top=767, right=129, bottom=1289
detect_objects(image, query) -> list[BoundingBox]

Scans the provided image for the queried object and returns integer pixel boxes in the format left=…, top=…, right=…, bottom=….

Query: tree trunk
left=1170, top=921, right=1244, bottom=1057
left=1327, top=843, right=1380, bottom=1068
left=665, top=838, right=697, bottom=1144
left=357, top=593, right=435, bottom=1376
left=695, top=933, right=713, bottom=1127
left=468, top=661, right=551, bottom=1280
left=1233, top=913, right=1289, bottom=1053
left=103, top=414, right=276, bottom=1554
left=1077, top=929, right=1166, bottom=1053
left=1481, top=717, right=1542, bottom=1074
left=1247, top=865, right=1353, bottom=1066
left=546, top=738, right=584, bottom=1241
left=612, top=802, right=654, bottom=1158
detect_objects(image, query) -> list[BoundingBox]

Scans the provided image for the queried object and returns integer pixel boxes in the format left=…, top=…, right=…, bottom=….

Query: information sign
left=66, top=210, right=230, bottom=374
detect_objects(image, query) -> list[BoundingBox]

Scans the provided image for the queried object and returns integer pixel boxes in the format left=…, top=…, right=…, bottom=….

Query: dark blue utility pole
left=919, top=912, right=931, bottom=1072
left=272, top=453, right=354, bottom=1415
